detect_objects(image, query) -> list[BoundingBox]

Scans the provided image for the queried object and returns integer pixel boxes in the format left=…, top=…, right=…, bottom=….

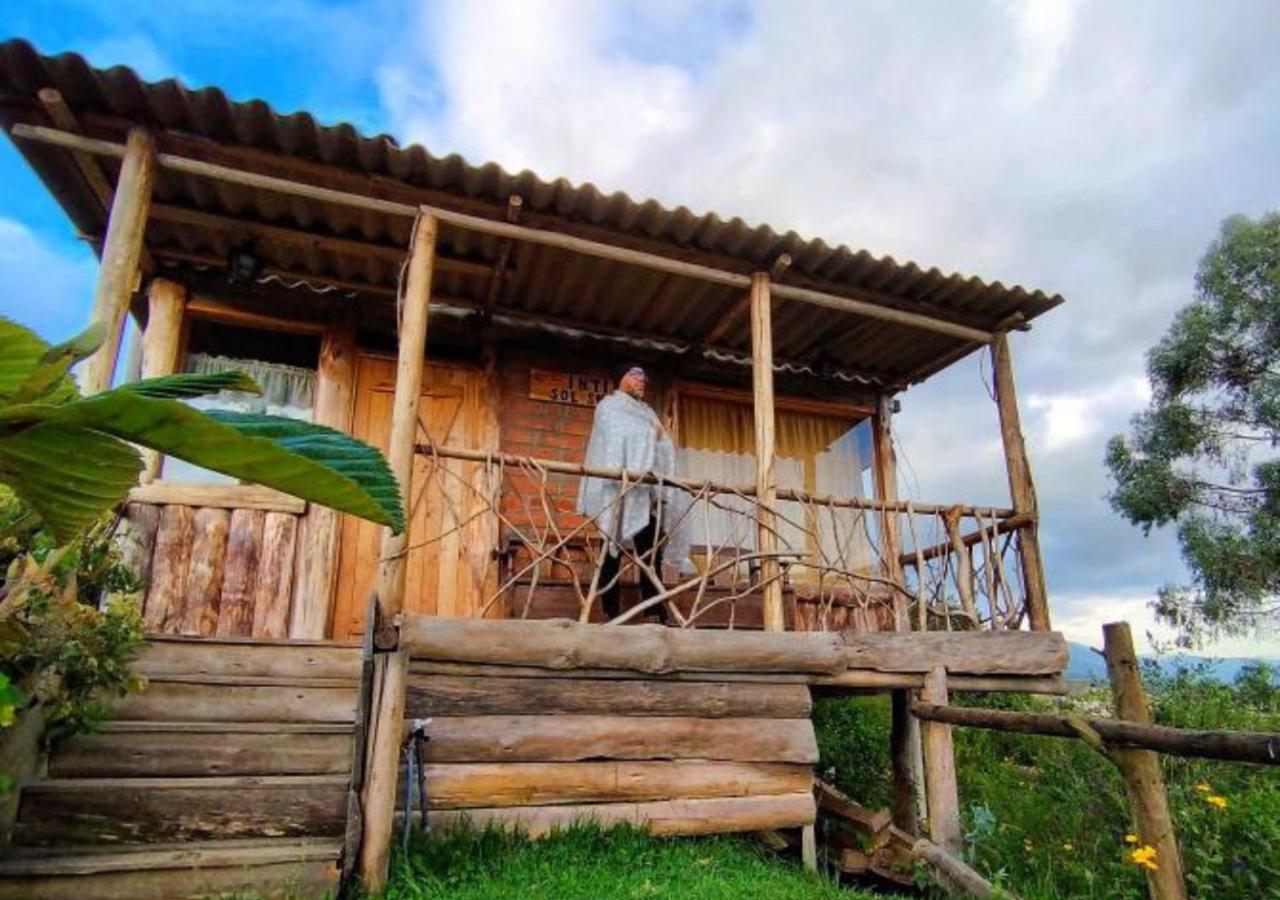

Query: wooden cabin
left=0, top=39, right=1068, bottom=897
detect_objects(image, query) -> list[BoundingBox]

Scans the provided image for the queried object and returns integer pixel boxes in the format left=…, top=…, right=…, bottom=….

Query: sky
left=3, top=0, right=1279, bottom=656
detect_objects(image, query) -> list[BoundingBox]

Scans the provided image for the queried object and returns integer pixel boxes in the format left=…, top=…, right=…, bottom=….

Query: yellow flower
left=1062, top=842, right=1074, bottom=852
left=1129, top=845, right=1159, bottom=872
left=1205, top=795, right=1228, bottom=810
left=1124, top=834, right=1140, bottom=844
left=1195, top=782, right=1212, bottom=792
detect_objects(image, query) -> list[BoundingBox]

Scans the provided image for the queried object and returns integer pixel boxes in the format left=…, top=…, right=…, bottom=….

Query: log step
left=134, top=637, right=361, bottom=680
left=110, top=680, right=359, bottom=723
left=13, top=775, right=349, bottom=846
left=0, top=837, right=341, bottom=900
left=50, top=726, right=353, bottom=778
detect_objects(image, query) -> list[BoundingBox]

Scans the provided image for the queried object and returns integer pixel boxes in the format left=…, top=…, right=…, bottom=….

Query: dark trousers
left=599, top=518, right=669, bottom=624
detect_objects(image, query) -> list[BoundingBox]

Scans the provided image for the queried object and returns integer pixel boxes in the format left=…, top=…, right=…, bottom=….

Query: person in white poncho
left=576, top=365, right=689, bottom=624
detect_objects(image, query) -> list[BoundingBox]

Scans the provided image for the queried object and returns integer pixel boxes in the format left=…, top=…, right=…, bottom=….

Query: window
left=160, top=320, right=320, bottom=484
left=674, top=387, right=876, bottom=582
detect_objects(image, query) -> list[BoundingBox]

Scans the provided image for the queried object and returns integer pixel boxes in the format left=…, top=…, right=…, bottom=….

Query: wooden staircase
left=0, top=637, right=363, bottom=899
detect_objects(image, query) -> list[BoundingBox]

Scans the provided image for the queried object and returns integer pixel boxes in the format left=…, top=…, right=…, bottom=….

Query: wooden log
left=902, top=511, right=1035, bottom=566
left=920, top=667, right=961, bottom=858
left=290, top=313, right=358, bottom=639
left=1105, top=623, right=1187, bottom=900
left=127, top=482, right=306, bottom=514
left=134, top=638, right=360, bottom=681
left=420, top=761, right=811, bottom=809
left=814, top=779, right=891, bottom=835
left=144, top=505, right=193, bottom=633
left=406, top=675, right=811, bottom=718
left=360, top=213, right=437, bottom=889
left=991, top=334, right=1050, bottom=631
left=890, top=689, right=921, bottom=832
left=749, top=272, right=784, bottom=631
left=429, top=792, right=815, bottom=838
left=250, top=512, right=298, bottom=638
left=14, top=775, right=348, bottom=846
left=81, top=126, right=155, bottom=393
left=137, top=278, right=186, bottom=480
left=402, top=617, right=1068, bottom=675
left=944, top=508, right=977, bottom=621
left=421, top=715, right=817, bottom=764
left=889, top=827, right=1006, bottom=898
left=178, top=507, right=230, bottom=636
left=110, top=681, right=358, bottom=724
left=910, top=703, right=1279, bottom=765
left=801, top=824, right=817, bottom=872
left=49, top=730, right=351, bottom=778
left=118, top=502, right=160, bottom=596
left=216, top=508, right=265, bottom=637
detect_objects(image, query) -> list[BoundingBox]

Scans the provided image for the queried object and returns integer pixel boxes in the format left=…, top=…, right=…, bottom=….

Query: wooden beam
left=138, top=277, right=186, bottom=481
left=482, top=194, right=522, bottom=311
left=749, top=273, right=784, bottom=631
left=184, top=295, right=329, bottom=335
left=889, top=827, right=1005, bottom=898
left=890, top=689, right=922, bottom=833
left=359, top=214, right=437, bottom=891
left=920, top=667, right=961, bottom=860
left=82, top=126, right=155, bottom=393
left=1105, top=622, right=1187, bottom=900
left=11, top=125, right=1000, bottom=344
left=127, top=482, right=306, bottom=515
left=991, top=333, right=1051, bottom=630
left=902, top=511, right=1035, bottom=566
left=400, top=617, right=1070, bottom=676
left=36, top=88, right=114, bottom=215
left=290, top=312, right=358, bottom=640
left=147, top=202, right=490, bottom=277
left=872, top=394, right=908, bottom=630
left=910, top=702, right=1280, bottom=765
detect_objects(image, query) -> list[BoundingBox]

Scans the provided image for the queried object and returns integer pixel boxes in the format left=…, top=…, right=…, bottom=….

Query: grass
left=375, top=824, right=890, bottom=900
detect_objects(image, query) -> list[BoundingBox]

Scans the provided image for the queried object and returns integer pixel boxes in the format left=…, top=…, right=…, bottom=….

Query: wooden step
left=0, top=837, right=341, bottom=900
left=50, top=725, right=354, bottom=778
left=14, top=775, right=349, bottom=846
left=135, top=636, right=361, bottom=680
left=110, top=680, right=359, bottom=723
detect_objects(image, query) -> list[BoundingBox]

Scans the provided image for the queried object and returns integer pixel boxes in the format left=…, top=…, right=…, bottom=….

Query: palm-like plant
left=0, top=317, right=404, bottom=543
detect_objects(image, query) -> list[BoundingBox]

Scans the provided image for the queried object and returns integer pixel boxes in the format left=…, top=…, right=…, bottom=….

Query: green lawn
left=377, top=825, right=893, bottom=900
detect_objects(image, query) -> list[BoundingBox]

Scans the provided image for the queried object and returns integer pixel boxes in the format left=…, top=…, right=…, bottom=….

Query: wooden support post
left=358, top=214, right=437, bottom=891
left=944, top=508, right=977, bottom=622
left=890, top=689, right=922, bottom=833
left=801, top=823, right=817, bottom=872
left=750, top=271, right=784, bottom=632
left=82, top=127, right=156, bottom=394
left=872, top=394, right=908, bottom=630
left=920, top=666, right=961, bottom=859
left=138, top=278, right=186, bottom=482
left=291, top=312, right=359, bottom=639
left=991, top=333, right=1050, bottom=630
left=1104, top=622, right=1186, bottom=900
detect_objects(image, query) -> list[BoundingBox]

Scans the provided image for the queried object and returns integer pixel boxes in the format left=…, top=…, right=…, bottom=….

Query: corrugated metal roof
left=0, top=38, right=1063, bottom=387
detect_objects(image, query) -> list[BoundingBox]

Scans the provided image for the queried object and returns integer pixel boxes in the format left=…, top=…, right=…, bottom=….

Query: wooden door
left=331, top=355, right=500, bottom=641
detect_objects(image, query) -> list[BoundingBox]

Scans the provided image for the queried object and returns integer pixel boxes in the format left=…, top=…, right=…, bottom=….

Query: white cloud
left=1027, top=377, right=1150, bottom=453
left=0, top=218, right=97, bottom=341
left=79, top=33, right=181, bottom=82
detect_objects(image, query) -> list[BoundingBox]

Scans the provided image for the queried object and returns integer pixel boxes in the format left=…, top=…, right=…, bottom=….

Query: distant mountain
left=1065, top=641, right=1276, bottom=684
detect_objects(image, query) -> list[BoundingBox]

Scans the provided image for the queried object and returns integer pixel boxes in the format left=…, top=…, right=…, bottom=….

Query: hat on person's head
left=611, top=363, right=647, bottom=386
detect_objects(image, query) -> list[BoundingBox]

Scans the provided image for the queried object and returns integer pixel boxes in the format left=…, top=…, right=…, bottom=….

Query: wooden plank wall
left=404, top=665, right=818, bottom=835
left=124, top=500, right=304, bottom=638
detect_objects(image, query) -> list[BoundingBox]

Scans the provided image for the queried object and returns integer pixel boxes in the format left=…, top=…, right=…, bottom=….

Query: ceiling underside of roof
left=0, top=39, right=1064, bottom=388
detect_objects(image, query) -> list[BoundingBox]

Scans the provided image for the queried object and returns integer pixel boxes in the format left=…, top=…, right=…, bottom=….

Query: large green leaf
left=13, top=322, right=104, bottom=403
left=0, top=422, right=141, bottom=543
left=39, top=391, right=404, bottom=533
left=0, top=317, right=52, bottom=400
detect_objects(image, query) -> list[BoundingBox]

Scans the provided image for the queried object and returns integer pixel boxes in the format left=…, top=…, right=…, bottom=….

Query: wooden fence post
left=1104, top=622, right=1187, bottom=900
left=137, top=277, right=186, bottom=481
left=990, top=333, right=1050, bottom=630
left=358, top=214, right=437, bottom=890
left=83, top=126, right=156, bottom=394
left=920, top=666, right=961, bottom=860
left=749, top=271, right=784, bottom=631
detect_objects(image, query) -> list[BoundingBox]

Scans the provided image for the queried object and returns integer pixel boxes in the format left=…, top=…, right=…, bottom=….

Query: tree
left=1106, top=211, right=1280, bottom=646
left=0, top=317, right=404, bottom=542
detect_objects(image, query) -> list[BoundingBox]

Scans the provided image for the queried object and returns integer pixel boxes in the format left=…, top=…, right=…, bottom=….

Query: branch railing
left=410, top=440, right=1042, bottom=631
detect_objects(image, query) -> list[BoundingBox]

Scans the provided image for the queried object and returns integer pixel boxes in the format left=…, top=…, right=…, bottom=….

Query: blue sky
left=3, top=1, right=1280, bottom=654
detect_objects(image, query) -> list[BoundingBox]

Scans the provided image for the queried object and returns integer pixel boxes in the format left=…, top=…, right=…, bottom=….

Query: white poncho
left=576, top=391, right=691, bottom=570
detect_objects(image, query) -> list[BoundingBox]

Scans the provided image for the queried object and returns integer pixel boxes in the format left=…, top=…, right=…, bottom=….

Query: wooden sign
left=529, top=369, right=610, bottom=407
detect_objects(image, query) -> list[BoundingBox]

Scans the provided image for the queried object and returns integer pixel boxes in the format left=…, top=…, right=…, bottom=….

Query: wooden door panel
left=331, top=356, right=496, bottom=641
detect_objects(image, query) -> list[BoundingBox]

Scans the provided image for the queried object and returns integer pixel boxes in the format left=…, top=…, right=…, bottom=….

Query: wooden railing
left=412, top=443, right=1043, bottom=632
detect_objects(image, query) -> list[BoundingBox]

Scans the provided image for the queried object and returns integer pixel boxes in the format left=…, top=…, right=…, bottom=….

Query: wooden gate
left=331, top=355, right=499, bottom=641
